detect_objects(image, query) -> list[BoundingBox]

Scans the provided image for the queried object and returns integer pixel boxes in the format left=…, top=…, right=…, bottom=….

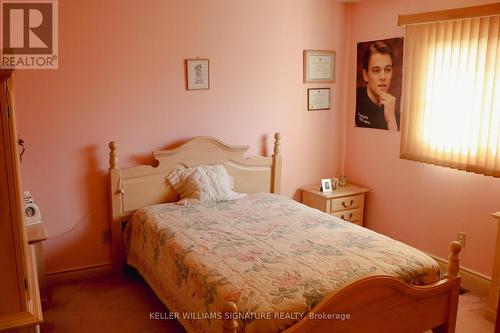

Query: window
left=400, top=15, right=500, bottom=177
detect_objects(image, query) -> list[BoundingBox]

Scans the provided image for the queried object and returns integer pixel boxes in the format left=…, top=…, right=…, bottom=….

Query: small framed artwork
left=331, top=178, right=339, bottom=190
left=185, top=58, right=210, bottom=90
left=303, top=50, right=336, bottom=83
left=308, top=88, right=330, bottom=111
left=321, top=178, right=333, bottom=193
left=338, top=175, right=347, bottom=187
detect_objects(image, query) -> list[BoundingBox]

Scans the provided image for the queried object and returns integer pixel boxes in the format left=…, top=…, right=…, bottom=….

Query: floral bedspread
left=125, top=193, right=439, bottom=333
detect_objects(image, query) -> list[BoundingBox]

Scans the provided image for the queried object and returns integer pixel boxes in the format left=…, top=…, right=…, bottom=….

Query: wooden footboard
left=223, top=241, right=461, bottom=333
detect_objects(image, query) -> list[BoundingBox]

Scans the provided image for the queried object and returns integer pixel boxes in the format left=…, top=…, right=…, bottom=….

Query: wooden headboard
left=108, top=133, right=282, bottom=272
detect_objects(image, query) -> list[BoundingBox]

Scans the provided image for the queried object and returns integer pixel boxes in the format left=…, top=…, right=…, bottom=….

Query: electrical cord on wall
left=47, top=212, right=93, bottom=239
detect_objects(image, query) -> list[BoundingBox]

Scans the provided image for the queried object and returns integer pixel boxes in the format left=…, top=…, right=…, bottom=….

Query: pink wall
left=15, top=0, right=349, bottom=274
left=15, top=0, right=498, bottom=277
left=345, top=0, right=500, bottom=276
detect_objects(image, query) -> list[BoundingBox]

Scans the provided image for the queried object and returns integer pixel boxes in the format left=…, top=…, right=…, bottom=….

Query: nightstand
left=301, top=184, right=370, bottom=226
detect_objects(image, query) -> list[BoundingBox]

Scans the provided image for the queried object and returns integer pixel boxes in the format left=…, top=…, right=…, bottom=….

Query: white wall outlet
left=457, top=232, right=466, bottom=248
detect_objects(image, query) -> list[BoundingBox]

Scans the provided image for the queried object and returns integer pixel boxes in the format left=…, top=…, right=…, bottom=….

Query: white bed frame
left=108, top=133, right=461, bottom=333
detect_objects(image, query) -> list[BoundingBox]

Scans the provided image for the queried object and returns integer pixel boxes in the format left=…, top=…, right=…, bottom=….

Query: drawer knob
left=342, top=199, right=354, bottom=208
left=341, top=213, right=353, bottom=221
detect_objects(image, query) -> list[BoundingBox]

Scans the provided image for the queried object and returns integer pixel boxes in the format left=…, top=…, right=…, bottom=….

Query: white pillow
left=166, top=164, right=246, bottom=203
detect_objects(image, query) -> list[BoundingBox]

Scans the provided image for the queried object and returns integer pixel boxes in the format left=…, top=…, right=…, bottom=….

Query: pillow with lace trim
left=166, top=164, right=246, bottom=203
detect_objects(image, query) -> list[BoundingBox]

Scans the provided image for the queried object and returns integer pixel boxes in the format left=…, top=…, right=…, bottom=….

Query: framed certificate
left=303, top=50, right=336, bottom=83
left=185, top=58, right=210, bottom=90
left=308, top=88, right=330, bottom=111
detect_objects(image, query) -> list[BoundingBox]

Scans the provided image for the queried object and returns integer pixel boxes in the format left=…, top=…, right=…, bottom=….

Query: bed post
left=271, top=132, right=282, bottom=194
left=447, top=241, right=461, bottom=279
left=109, top=141, right=125, bottom=274
left=433, top=241, right=462, bottom=333
left=222, top=301, right=238, bottom=333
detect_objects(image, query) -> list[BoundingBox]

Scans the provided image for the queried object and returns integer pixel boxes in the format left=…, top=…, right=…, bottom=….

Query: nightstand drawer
left=331, top=208, right=362, bottom=224
left=331, top=194, right=364, bottom=212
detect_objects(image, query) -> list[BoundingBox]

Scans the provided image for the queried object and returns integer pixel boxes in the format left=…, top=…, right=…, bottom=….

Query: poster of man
left=355, top=37, right=404, bottom=131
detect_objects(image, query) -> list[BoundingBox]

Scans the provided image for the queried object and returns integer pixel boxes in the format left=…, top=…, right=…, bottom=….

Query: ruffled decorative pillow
left=166, top=164, right=246, bottom=203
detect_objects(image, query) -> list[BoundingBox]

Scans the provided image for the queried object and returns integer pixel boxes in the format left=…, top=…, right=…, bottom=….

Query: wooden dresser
left=301, top=184, right=370, bottom=226
left=487, top=211, right=500, bottom=323
left=0, top=70, right=42, bottom=332
left=26, top=222, right=48, bottom=307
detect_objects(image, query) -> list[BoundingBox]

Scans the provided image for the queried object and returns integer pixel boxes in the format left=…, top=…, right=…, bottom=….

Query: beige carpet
left=40, top=274, right=494, bottom=333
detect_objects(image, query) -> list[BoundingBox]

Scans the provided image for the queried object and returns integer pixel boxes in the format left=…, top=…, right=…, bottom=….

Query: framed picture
left=338, top=175, right=347, bottom=187
left=303, top=50, right=336, bottom=83
left=355, top=38, right=404, bottom=131
left=308, top=88, right=330, bottom=111
left=185, top=58, right=210, bottom=90
left=331, top=178, right=339, bottom=190
left=321, top=178, right=333, bottom=193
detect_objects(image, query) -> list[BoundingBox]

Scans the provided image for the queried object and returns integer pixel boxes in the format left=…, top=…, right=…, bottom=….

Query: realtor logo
left=1, top=0, right=58, bottom=69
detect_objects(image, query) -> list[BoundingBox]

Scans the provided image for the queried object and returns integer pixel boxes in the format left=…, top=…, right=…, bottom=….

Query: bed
left=108, top=133, right=461, bottom=333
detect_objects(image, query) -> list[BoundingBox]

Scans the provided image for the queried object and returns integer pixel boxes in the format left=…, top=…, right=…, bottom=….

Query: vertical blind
left=400, top=15, right=500, bottom=177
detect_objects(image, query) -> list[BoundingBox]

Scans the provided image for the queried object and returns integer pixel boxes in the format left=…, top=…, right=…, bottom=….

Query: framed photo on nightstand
left=321, top=178, right=332, bottom=192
